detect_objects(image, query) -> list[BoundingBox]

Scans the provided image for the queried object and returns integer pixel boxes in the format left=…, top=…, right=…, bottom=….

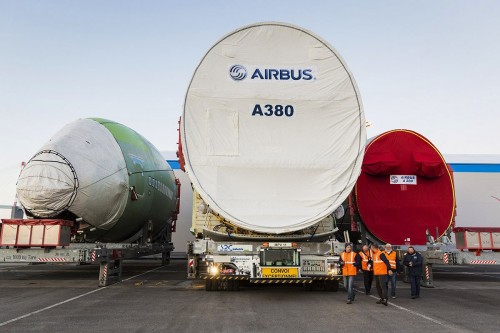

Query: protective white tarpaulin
left=182, top=22, right=366, bottom=234
left=16, top=119, right=129, bottom=230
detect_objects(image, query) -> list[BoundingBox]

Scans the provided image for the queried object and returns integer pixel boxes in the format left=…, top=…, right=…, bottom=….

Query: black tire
left=161, top=252, right=170, bottom=266
left=303, top=281, right=314, bottom=291
left=226, top=279, right=234, bottom=291
left=212, top=279, right=219, bottom=291
left=220, top=279, right=230, bottom=291
left=205, top=278, right=213, bottom=291
left=325, top=280, right=339, bottom=292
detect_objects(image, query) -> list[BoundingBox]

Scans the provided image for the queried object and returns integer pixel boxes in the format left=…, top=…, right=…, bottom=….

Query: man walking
left=403, top=246, right=423, bottom=299
left=358, top=244, right=373, bottom=295
left=340, top=243, right=361, bottom=304
left=383, top=243, right=401, bottom=299
left=371, top=243, right=391, bottom=306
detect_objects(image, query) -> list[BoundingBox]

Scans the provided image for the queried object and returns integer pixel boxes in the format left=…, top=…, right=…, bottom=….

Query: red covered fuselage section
left=355, top=130, right=455, bottom=245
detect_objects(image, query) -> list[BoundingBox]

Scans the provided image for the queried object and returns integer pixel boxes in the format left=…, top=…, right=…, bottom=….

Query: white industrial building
left=2, top=153, right=499, bottom=258
left=165, top=154, right=500, bottom=257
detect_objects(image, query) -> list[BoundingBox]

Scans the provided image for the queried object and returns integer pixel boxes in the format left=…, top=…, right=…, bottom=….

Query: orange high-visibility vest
left=341, top=251, right=357, bottom=276
left=384, top=250, right=397, bottom=270
left=359, top=250, right=372, bottom=271
left=372, top=250, right=388, bottom=276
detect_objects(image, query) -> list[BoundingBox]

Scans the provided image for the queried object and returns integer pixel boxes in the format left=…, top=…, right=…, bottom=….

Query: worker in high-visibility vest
left=358, top=244, right=373, bottom=295
left=340, top=243, right=361, bottom=304
left=383, top=243, right=402, bottom=299
left=370, top=243, right=392, bottom=306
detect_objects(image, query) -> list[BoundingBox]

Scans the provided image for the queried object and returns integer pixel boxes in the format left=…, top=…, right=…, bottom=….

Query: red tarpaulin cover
left=355, top=130, right=455, bottom=245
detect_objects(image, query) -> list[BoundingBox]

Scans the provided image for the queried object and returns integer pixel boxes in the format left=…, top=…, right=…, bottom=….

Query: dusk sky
left=1, top=1, right=500, bottom=207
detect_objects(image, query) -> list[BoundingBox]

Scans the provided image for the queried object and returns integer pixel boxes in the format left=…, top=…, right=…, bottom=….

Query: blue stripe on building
left=167, top=160, right=180, bottom=170
left=167, top=160, right=500, bottom=173
left=449, top=164, right=500, bottom=173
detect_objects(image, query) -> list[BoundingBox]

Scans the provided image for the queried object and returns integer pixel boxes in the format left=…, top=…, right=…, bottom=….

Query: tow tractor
left=188, top=240, right=343, bottom=291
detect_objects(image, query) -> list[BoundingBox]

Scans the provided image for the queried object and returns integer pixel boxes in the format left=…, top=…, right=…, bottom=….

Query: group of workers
left=339, top=243, right=423, bottom=305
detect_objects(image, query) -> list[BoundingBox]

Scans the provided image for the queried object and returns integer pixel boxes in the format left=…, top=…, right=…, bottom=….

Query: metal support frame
left=421, top=260, right=434, bottom=288
left=187, top=256, right=196, bottom=279
left=0, top=241, right=173, bottom=286
left=162, top=251, right=170, bottom=266
left=99, top=259, right=123, bottom=287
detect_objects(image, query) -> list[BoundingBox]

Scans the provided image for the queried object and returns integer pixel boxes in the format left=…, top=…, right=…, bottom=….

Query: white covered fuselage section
left=16, top=119, right=129, bottom=230
left=182, top=22, right=366, bottom=234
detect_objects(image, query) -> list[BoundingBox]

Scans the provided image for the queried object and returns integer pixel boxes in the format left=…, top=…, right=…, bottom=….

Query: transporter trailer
left=396, top=230, right=500, bottom=288
left=0, top=219, right=173, bottom=287
left=180, top=22, right=367, bottom=293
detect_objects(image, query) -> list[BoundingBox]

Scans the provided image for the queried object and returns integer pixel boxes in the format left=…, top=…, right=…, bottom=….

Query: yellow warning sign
left=261, top=267, right=299, bottom=278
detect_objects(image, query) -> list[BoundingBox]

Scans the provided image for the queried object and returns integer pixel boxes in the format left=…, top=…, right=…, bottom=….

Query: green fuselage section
left=85, top=118, right=177, bottom=242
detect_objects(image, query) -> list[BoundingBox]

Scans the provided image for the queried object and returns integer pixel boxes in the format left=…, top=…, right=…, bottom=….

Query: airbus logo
left=229, top=65, right=247, bottom=81
left=229, top=65, right=314, bottom=81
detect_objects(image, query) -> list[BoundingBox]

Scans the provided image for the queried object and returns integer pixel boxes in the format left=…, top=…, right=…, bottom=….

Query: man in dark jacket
left=403, top=246, right=423, bottom=299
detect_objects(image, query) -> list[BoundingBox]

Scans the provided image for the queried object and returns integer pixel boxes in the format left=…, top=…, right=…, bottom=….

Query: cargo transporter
left=180, top=22, right=366, bottom=291
left=0, top=118, right=180, bottom=286
left=346, top=129, right=500, bottom=287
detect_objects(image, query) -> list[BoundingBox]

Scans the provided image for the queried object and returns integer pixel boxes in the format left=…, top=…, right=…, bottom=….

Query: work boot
left=382, top=299, right=388, bottom=306
left=376, top=299, right=383, bottom=304
left=347, top=300, right=352, bottom=304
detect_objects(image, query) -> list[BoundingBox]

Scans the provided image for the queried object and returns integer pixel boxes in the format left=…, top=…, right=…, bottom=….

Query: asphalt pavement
left=0, top=260, right=499, bottom=333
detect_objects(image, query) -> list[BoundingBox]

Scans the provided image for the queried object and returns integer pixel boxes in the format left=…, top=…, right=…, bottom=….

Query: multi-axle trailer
left=0, top=219, right=173, bottom=286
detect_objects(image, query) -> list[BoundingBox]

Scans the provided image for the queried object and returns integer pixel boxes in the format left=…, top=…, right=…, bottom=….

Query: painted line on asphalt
left=120, top=265, right=165, bottom=282
left=379, top=296, right=456, bottom=330
left=354, top=288, right=459, bottom=331
left=0, top=265, right=164, bottom=327
left=0, top=265, right=29, bottom=271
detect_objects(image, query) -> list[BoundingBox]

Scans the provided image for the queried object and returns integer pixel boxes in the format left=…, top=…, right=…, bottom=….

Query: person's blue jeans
left=386, top=273, right=396, bottom=297
left=410, top=275, right=421, bottom=297
left=343, top=275, right=355, bottom=300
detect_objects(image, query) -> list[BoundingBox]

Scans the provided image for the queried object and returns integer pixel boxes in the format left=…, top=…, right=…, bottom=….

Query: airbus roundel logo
left=229, top=65, right=247, bottom=81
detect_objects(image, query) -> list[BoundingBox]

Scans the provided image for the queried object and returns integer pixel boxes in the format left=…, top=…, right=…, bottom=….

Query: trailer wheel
left=219, top=278, right=230, bottom=291
left=161, top=252, right=170, bottom=266
left=205, top=278, right=215, bottom=291
left=230, top=280, right=240, bottom=292
left=303, top=281, right=314, bottom=291
left=325, top=280, right=339, bottom=292
left=226, top=279, right=233, bottom=291
left=213, top=279, right=220, bottom=291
